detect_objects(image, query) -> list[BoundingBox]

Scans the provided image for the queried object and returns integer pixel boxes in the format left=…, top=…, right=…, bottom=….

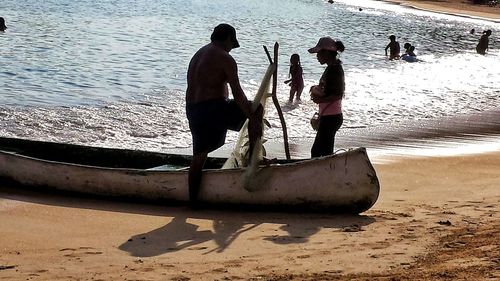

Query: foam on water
left=1, top=0, right=499, bottom=156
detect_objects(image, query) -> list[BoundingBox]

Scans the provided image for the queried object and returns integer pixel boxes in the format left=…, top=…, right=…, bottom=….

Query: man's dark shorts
left=186, top=98, right=247, bottom=154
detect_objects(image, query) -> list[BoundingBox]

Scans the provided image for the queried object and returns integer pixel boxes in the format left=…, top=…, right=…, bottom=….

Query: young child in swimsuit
left=284, top=54, right=304, bottom=103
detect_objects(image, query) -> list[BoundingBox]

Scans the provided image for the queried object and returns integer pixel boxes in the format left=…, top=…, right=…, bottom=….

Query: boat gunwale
left=0, top=146, right=369, bottom=174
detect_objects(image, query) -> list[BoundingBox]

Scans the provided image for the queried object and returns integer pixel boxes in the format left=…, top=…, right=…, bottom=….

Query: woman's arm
left=311, top=93, right=342, bottom=104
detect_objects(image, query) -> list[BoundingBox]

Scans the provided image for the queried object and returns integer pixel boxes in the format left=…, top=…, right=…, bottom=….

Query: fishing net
left=221, top=64, right=275, bottom=175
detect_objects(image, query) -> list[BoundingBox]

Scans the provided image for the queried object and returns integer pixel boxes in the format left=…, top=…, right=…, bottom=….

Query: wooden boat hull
left=0, top=137, right=380, bottom=213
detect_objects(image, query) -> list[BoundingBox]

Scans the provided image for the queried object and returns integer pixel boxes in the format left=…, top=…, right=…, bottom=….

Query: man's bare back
left=186, top=43, right=240, bottom=105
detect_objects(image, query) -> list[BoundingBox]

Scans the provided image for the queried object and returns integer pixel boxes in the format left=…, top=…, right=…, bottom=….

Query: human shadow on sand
left=0, top=185, right=376, bottom=257
left=118, top=211, right=375, bottom=257
left=118, top=215, right=213, bottom=257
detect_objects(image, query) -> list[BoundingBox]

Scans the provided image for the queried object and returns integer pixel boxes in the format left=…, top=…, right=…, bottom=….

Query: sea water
left=1, top=0, right=499, bottom=158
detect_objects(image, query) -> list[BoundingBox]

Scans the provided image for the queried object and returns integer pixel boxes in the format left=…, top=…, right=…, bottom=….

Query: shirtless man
left=185, top=23, right=263, bottom=205
left=385, top=35, right=400, bottom=60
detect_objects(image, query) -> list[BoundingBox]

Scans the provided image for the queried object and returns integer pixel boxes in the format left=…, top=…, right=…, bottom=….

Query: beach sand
left=384, top=0, right=500, bottom=21
left=0, top=152, right=498, bottom=280
left=1, top=2, right=500, bottom=281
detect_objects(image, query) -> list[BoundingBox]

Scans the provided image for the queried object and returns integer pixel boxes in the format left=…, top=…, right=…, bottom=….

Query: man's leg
left=188, top=152, right=208, bottom=204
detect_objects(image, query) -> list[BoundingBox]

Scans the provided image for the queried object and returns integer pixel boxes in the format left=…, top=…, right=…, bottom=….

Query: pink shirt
left=319, top=99, right=342, bottom=116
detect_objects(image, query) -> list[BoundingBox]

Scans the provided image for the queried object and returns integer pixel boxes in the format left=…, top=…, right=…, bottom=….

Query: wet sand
left=239, top=109, right=500, bottom=163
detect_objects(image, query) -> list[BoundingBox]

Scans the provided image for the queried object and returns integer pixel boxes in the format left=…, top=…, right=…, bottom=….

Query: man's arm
left=225, top=56, right=252, bottom=117
left=224, top=54, right=263, bottom=154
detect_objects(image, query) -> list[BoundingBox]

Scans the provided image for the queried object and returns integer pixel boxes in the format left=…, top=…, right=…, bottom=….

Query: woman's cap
left=308, top=37, right=337, bottom=53
left=211, top=23, right=240, bottom=49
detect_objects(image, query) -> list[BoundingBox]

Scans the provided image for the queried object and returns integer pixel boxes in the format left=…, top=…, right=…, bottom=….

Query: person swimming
left=0, top=17, right=7, bottom=32
left=401, top=44, right=417, bottom=62
left=407, top=46, right=416, bottom=57
left=403, top=42, right=411, bottom=55
left=476, top=30, right=492, bottom=55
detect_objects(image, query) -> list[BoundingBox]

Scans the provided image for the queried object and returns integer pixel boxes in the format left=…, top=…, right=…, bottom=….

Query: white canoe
left=0, top=137, right=380, bottom=213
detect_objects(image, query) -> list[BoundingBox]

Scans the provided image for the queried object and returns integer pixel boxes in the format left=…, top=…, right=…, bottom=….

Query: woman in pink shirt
left=308, top=37, right=345, bottom=157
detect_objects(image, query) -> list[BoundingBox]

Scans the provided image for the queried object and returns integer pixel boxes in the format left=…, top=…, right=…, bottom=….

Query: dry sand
left=383, top=0, right=500, bottom=21
left=1, top=2, right=500, bottom=281
left=0, top=152, right=498, bottom=280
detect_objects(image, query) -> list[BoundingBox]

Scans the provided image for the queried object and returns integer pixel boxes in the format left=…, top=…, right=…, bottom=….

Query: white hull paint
left=0, top=145, right=379, bottom=213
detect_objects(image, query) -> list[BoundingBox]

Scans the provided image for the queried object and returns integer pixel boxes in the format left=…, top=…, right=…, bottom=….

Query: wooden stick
left=263, top=46, right=273, bottom=64
left=268, top=42, right=291, bottom=159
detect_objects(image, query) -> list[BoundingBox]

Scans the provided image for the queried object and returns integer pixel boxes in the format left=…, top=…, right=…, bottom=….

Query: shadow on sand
left=0, top=184, right=376, bottom=257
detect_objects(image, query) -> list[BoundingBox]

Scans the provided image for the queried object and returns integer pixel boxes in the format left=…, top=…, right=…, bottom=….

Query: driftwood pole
left=264, top=43, right=290, bottom=160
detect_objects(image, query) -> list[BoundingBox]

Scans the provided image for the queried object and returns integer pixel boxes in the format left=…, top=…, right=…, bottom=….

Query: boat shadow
left=0, top=184, right=376, bottom=257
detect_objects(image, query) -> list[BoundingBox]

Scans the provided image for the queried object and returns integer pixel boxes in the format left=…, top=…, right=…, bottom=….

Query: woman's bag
left=310, top=112, right=320, bottom=131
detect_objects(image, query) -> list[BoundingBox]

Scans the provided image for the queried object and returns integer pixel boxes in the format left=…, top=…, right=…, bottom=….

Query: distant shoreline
left=380, top=0, right=500, bottom=23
